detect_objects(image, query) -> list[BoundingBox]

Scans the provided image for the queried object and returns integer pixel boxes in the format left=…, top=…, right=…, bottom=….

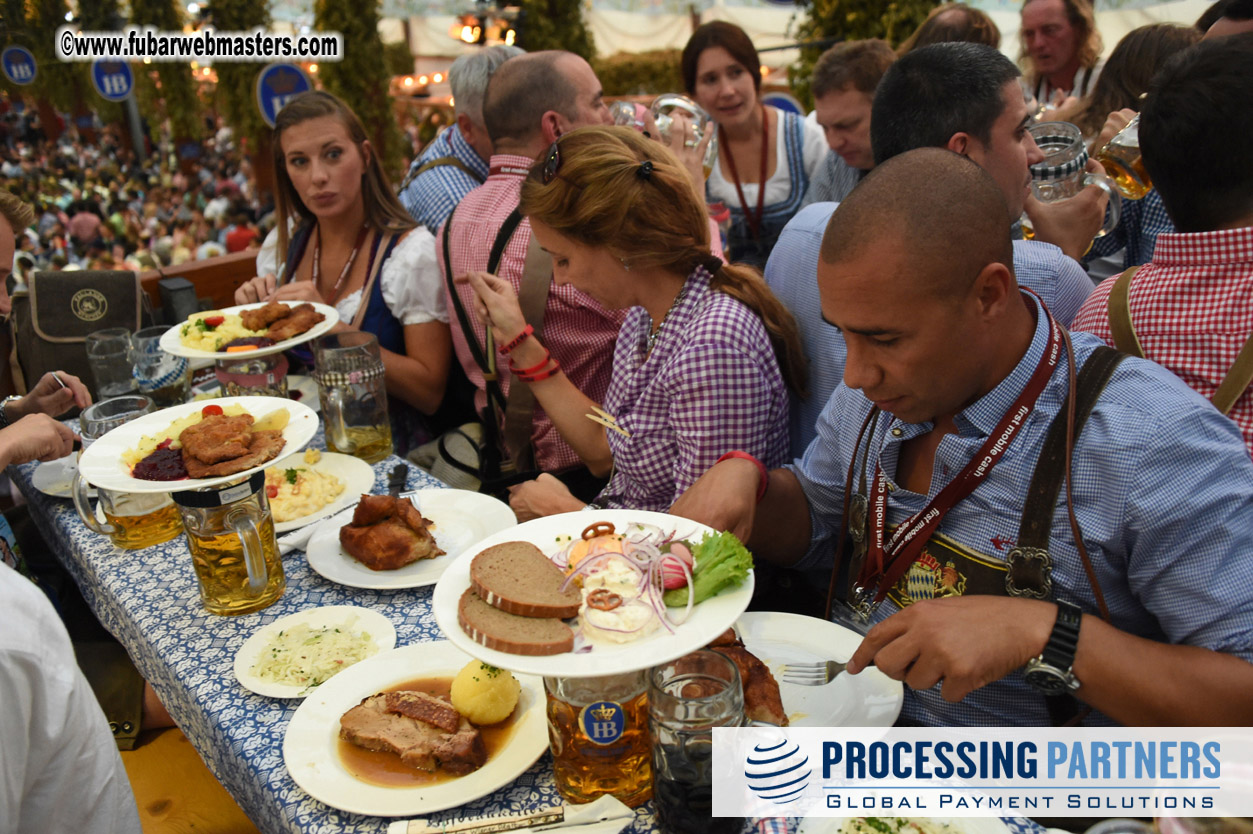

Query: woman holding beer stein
left=461, top=126, right=804, bottom=519
left=234, top=91, right=468, bottom=454
left=681, top=21, right=827, bottom=268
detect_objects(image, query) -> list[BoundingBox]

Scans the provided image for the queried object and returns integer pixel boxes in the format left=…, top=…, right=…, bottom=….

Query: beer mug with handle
left=1023, top=121, right=1121, bottom=239
left=173, top=469, right=284, bottom=616
left=72, top=395, right=184, bottom=550
left=314, top=331, right=391, bottom=464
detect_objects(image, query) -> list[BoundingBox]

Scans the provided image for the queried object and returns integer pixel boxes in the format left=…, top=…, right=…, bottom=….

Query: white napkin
left=276, top=523, right=319, bottom=555
left=386, top=795, right=634, bottom=834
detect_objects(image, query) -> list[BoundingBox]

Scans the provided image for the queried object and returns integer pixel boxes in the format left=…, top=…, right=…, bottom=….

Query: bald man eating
left=672, top=148, right=1253, bottom=727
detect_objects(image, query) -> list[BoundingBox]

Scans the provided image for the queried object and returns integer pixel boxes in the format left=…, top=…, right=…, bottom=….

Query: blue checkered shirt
left=1086, top=188, right=1175, bottom=268
left=787, top=293, right=1253, bottom=726
left=764, top=203, right=1094, bottom=459
left=800, top=150, right=864, bottom=208
left=398, top=124, right=488, bottom=233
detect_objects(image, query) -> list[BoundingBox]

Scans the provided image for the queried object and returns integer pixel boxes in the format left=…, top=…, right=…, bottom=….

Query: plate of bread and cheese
left=430, top=510, right=755, bottom=678
left=304, top=489, right=516, bottom=589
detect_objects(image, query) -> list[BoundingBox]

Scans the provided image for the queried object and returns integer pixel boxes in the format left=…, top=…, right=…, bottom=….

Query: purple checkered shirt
left=596, top=266, right=789, bottom=511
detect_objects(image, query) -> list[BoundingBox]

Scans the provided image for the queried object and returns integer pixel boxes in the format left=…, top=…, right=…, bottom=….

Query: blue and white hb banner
left=714, top=728, right=1253, bottom=818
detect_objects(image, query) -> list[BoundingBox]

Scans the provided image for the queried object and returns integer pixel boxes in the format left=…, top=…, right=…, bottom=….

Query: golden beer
left=187, top=513, right=285, bottom=616
left=1096, top=148, right=1152, bottom=200
left=100, top=495, right=184, bottom=550
left=327, top=424, right=393, bottom=464
left=545, top=673, right=653, bottom=807
left=1095, top=113, right=1151, bottom=200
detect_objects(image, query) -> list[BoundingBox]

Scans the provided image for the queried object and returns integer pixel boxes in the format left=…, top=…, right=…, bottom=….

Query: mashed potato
left=450, top=660, right=520, bottom=725
left=178, top=311, right=265, bottom=352
left=265, top=449, right=346, bottom=522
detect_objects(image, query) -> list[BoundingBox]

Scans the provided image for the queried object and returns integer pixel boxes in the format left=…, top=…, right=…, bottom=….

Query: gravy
left=337, top=676, right=519, bottom=788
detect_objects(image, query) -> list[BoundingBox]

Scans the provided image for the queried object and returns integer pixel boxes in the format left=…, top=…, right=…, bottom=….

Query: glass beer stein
left=173, top=470, right=285, bottom=616
left=544, top=670, right=653, bottom=807
left=652, top=94, right=719, bottom=179
left=1095, top=113, right=1152, bottom=200
left=72, top=396, right=184, bottom=550
left=1024, top=121, right=1121, bottom=238
left=313, top=332, right=392, bottom=464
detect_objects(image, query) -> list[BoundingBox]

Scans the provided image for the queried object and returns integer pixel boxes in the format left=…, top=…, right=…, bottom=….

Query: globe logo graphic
left=744, top=735, right=810, bottom=805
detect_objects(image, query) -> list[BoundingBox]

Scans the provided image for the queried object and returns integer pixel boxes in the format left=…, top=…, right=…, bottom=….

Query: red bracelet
left=716, top=451, right=769, bottom=503
left=498, top=324, right=534, bottom=355
left=517, top=360, right=561, bottom=383
left=509, top=348, right=551, bottom=376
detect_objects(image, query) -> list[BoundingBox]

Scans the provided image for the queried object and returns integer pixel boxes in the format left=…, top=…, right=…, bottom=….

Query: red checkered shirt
left=1072, top=226, right=1253, bottom=455
left=437, top=153, right=626, bottom=471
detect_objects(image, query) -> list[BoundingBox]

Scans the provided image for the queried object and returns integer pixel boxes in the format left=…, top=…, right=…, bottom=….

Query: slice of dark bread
left=458, top=589, right=574, bottom=656
left=470, top=541, right=581, bottom=619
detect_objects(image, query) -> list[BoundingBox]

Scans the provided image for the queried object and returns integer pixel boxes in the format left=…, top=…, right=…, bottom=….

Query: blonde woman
left=462, top=125, right=805, bottom=518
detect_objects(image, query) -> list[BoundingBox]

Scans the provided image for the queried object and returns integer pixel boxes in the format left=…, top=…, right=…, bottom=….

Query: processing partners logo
left=715, top=727, right=1253, bottom=819
left=745, top=732, right=812, bottom=806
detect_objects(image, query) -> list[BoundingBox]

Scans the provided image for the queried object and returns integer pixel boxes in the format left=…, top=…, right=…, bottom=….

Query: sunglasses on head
left=540, top=141, right=562, bottom=185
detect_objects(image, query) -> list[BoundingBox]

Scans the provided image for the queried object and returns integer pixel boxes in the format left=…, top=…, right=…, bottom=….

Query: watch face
left=1025, top=665, right=1072, bottom=696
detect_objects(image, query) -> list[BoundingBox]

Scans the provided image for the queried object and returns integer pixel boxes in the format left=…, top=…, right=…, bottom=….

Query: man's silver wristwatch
left=1024, top=600, right=1083, bottom=695
left=0, top=395, right=20, bottom=428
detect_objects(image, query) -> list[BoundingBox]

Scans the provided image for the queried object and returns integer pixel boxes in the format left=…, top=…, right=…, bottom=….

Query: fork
left=781, top=659, right=852, bottom=686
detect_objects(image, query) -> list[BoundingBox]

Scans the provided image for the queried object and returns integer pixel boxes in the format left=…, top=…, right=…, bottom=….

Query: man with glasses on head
left=437, top=51, right=620, bottom=508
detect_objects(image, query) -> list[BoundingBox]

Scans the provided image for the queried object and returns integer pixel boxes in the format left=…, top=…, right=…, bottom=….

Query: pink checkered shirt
left=1072, top=225, right=1253, bottom=455
left=437, top=153, right=626, bottom=472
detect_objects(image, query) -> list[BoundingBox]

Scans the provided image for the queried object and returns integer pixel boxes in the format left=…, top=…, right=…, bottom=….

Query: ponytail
left=708, top=262, right=808, bottom=399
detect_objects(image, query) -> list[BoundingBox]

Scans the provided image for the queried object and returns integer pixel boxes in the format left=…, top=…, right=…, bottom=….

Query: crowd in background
left=0, top=104, right=270, bottom=286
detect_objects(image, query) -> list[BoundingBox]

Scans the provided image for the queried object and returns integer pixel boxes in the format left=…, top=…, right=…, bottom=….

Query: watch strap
left=1041, top=599, right=1082, bottom=671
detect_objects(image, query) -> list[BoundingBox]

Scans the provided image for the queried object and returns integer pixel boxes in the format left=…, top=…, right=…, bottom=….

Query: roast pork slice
left=339, top=691, right=486, bottom=774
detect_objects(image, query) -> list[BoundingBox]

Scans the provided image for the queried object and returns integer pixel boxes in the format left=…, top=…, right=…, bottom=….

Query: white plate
left=234, top=605, right=397, bottom=698
left=268, top=452, right=375, bottom=534
left=158, top=301, right=339, bottom=360
left=77, top=396, right=319, bottom=494
left=32, top=454, right=95, bottom=498
left=192, top=374, right=321, bottom=413
left=431, top=509, right=754, bottom=678
left=283, top=640, right=547, bottom=817
left=305, top=489, right=517, bottom=590
left=799, top=818, right=1013, bottom=834
left=735, top=611, right=902, bottom=728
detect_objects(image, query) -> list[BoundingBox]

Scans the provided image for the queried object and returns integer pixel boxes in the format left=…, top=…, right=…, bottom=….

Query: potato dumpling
left=450, top=661, right=520, bottom=725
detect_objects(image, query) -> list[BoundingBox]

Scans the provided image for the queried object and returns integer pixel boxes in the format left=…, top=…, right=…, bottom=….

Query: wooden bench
left=138, top=250, right=260, bottom=313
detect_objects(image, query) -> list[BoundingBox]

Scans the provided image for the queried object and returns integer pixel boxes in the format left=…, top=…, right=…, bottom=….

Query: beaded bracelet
left=715, top=450, right=769, bottom=503
left=498, top=324, right=534, bottom=355
left=509, top=349, right=551, bottom=377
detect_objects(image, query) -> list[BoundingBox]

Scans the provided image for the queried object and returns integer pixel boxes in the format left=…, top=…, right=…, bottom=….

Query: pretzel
left=586, top=589, right=623, bottom=611
left=581, top=521, right=616, bottom=540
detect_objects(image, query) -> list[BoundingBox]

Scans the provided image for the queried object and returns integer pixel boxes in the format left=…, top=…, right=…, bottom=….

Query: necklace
left=718, top=104, right=769, bottom=241
left=645, top=280, right=688, bottom=356
left=312, top=224, right=369, bottom=303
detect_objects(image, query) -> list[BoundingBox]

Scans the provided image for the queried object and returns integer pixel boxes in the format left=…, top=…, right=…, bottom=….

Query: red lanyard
left=312, top=224, right=369, bottom=303
left=861, top=310, right=1064, bottom=602
left=719, top=104, right=768, bottom=241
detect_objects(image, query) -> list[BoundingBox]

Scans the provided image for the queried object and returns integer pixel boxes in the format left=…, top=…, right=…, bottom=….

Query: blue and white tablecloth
left=10, top=429, right=1048, bottom=834
left=10, top=430, right=663, bottom=833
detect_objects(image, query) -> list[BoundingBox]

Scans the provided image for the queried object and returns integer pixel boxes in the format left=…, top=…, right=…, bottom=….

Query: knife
left=387, top=463, right=409, bottom=497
